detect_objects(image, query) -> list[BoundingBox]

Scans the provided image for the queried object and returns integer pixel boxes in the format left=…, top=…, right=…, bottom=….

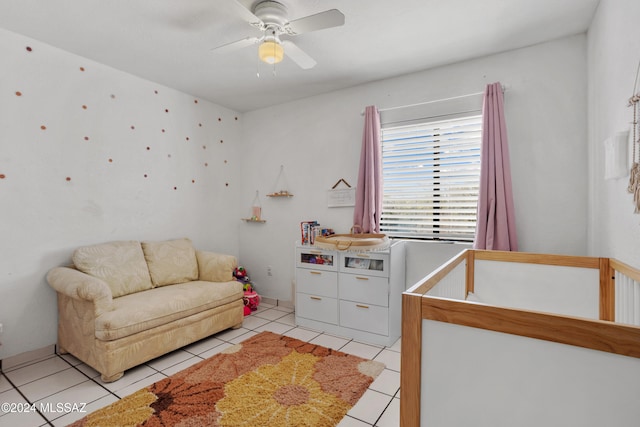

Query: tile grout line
left=55, top=353, right=126, bottom=422
left=0, top=370, right=52, bottom=426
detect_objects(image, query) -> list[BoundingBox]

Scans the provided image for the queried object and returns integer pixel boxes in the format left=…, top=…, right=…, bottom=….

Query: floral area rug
left=70, top=331, right=385, bottom=427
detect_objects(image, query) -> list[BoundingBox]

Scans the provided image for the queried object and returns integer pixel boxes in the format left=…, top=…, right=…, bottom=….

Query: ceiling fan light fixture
left=259, top=40, right=284, bottom=64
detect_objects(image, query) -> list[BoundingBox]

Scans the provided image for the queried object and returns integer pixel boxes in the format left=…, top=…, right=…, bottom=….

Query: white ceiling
left=0, top=0, right=599, bottom=112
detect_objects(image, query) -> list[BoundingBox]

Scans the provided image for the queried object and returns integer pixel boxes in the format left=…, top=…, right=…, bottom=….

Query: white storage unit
left=294, top=240, right=406, bottom=346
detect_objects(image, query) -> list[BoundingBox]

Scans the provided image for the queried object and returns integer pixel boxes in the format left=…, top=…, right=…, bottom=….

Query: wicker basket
left=314, top=227, right=390, bottom=251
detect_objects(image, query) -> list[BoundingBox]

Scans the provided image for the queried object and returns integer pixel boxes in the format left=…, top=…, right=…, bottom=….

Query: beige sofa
left=46, top=238, right=244, bottom=382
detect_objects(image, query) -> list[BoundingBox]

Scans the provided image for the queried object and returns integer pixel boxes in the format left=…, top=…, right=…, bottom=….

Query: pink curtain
left=353, top=105, right=382, bottom=233
left=473, top=83, right=518, bottom=251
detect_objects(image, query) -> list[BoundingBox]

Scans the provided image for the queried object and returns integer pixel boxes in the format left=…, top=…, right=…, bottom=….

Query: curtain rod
left=361, top=84, right=507, bottom=116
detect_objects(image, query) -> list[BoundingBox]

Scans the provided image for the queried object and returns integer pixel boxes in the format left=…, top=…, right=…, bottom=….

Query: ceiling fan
left=212, top=0, right=345, bottom=69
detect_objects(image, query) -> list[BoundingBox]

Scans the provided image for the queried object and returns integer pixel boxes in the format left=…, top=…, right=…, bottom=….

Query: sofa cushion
left=95, top=280, right=243, bottom=341
left=142, top=238, right=198, bottom=287
left=72, top=241, right=153, bottom=298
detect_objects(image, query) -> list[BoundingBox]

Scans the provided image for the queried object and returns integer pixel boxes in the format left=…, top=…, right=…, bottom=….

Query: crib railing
left=610, top=258, right=640, bottom=326
left=400, top=249, right=640, bottom=427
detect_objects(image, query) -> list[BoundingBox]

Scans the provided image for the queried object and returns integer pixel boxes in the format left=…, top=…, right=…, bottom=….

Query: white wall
left=587, top=0, right=640, bottom=264
left=240, top=35, right=588, bottom=300
left=0, top=28, right=242, bottom=359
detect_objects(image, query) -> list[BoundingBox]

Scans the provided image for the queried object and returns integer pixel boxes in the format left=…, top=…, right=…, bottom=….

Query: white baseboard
left=261, top=297, right=294, bottom=310
left=1, top=344, right=56, bottom=372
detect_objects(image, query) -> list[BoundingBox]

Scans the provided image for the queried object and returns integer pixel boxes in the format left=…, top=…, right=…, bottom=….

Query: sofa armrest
left=196, top=251, right=238, bottom=282
left=47, top=267, right=113, bottom=315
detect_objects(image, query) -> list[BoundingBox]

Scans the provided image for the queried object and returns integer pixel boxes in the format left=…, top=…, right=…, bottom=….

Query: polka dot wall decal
left=186, top=137, right=190, bottom=141
left=168, top=154, right=172, bottom=158
left=235, top=117, right=238, bottom=120
left=15, top=91, right=22, bottom=96
left=198, top=123, right=202, bottom=127
left=84, top=136, right=89, bottom=141
left=218, top=118, right=222, bottom=121
left=165, top=109, right=169, bottom=113
left=110, top=94, right=116, bottom=99
left=66, top=177, right=71, bottom=181
left=0, top=174, right=6, bottom=179
left=161, top=129, right=165, bottom=133
left=144, top=174, right=148, bottom=178
left=220, top=139, right=224, bottom=143
left=202, top=145, right=206, bottom=149
left=146, top=146, right=151, bottom=150
left=225, top=183, right=229, bottom=187
left=131, top=125, right=135, bottom=130
left=80, top=67, right=85, bottom=72
left=173, top=186, right=177, bottom=190
left=26, top=46, right=32, bottom=52
left=204, top=162, right=209, bottom=167
left=194, top=100, right=198, bottom=104
left=108, top=158, right=113, bottom=163
left=192, top=179, right=195, bottom=183
left=224, top=160, right=228, bottom=164
left=40, top=125, right=47, bottom=130
left=82, top=105, right=87, bottom=109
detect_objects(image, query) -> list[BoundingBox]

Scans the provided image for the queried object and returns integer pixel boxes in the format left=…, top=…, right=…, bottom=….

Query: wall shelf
left=241, top=218, right=266, bottom=223
left=268, top=166, right=293, bottom=198
left=267, top=191, right=294, bottom=198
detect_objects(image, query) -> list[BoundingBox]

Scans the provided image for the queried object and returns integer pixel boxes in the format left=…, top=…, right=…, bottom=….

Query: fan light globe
left=259, top=40, right=284, bottom=64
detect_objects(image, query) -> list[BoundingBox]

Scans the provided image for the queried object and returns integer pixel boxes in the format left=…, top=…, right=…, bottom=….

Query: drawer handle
left=356, top=304, right=370, bottom=309
left=309, top=271, right=322, bottom=275
left=310, top=296, right=322, bottom=301
left=355, top=276, right=369, bottom=281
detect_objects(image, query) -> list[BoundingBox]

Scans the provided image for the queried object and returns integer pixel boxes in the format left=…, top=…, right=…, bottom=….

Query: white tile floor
left=0, top=302, right=400, bottom=427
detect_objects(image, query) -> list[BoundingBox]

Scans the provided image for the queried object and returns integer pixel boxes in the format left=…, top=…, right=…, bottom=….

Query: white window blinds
left=381, top=114, right=482, bottom=241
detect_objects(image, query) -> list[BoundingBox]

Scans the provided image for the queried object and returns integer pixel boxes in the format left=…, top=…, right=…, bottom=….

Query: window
left=381, top=114, right=482, bottom=241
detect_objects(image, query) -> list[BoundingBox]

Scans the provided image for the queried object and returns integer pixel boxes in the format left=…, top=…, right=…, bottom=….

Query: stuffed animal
left=234, top=266, right=247, bottom=280
left=235, top=266, right=260, bottom=313
left=243, top=291, right=260, bottom=311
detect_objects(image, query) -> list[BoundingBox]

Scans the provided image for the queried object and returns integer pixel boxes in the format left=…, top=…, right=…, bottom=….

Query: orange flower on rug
left=69, top=331, right=385, bottom=427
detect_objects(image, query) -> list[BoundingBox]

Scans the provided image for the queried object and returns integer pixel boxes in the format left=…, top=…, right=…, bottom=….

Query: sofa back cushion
left=72, top=241, right=153, bottom=298
left=141, top=238, right=198, bottom=287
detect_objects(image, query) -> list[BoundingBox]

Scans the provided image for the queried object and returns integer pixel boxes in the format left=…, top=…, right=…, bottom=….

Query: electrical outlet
left=267, top=266, right=273, bottom=276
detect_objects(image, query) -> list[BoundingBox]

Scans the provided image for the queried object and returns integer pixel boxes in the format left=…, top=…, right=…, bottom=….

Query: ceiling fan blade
left=211, top=36, right=260, bottom=54
left=228, top=0, right=262, bottom=26
left=282, top=40, right=317, bottom=69
left=287, top=9, right=345, bottom=35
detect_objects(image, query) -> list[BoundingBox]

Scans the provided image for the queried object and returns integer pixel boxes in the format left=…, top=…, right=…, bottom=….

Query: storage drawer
left=296, top=247, right=338, bottom=272
left=339, top=252, right=389, bottom=278
left=296, top=293, right=338, bottom=324
left=296, top=270, right=338, bottom=298
left=339, top=301, right=388, bottom=335
left=339, top=274, right=389, bottom=307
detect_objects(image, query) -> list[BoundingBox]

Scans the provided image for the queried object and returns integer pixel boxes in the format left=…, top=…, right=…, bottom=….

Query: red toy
left=243, top=291, right=260, bottom=312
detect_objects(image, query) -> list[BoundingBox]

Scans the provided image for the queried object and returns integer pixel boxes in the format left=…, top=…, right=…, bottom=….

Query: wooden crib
left=400, top=249, right=640, bottom=427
